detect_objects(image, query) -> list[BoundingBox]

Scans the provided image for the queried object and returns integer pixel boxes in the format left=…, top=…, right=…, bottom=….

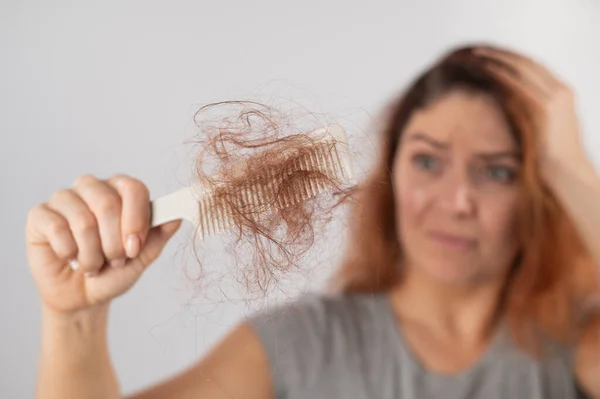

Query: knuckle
left=118, top=176, right=148, bottom=197
left=73, top=174, right=98, bottom=188
left=48, top=217, right=70, bottom=237
left=94, top=193, right=121, bottom=215
left=49, top=189, right=72, bottom=205
left=26, top=203, right=45, bottom=225
left=72, top=212, right=98, bottom=235
left=109, top=173, right=130, bottom=185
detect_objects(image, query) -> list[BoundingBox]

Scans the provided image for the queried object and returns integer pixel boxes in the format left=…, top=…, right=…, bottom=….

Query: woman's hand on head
left=26, top=174, right=182, bottom=316
left=474, top=46, right=591, bottom=174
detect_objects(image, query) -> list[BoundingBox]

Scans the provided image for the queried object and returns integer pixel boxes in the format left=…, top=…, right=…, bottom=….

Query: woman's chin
left=423, top=260, right=481, bottom=287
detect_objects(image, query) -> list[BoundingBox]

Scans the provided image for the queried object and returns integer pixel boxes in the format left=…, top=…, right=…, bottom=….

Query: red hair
left=329, top=44, right=600, bottom=354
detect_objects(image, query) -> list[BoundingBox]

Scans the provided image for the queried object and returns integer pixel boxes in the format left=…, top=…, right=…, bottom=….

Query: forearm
left=544, top=157, right=600, bottom=268
left=36, top=303, right=121, bottom=399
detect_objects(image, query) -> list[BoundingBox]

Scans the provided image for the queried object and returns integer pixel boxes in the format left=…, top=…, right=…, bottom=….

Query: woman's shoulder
left=244, top=292, right=387, bottom=395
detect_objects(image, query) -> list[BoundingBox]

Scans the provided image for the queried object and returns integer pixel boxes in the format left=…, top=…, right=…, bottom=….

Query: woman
left=27, top=44, right=600, bottom=398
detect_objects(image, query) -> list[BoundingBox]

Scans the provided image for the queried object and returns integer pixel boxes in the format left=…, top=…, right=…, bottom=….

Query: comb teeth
left=150, top=125, right=353, bottom=231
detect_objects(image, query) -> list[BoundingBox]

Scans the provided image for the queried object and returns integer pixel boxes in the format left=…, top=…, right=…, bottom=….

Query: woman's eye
left=413, top=154, right=440, bottom=172
left=485, top=165, right=515, bottom=182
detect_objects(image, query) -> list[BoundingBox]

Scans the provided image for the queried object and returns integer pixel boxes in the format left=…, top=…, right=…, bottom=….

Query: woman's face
left=393, top=90, right=522, bottom=286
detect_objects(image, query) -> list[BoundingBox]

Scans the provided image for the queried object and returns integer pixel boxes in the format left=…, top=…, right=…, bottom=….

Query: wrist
left=42, top=302, right=110, bottom=337
left=37, top=302, right=120, bottom=399
left=541, top=150, right=597, bottom=187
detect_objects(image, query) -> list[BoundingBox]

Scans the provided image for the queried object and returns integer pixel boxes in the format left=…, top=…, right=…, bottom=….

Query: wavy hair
left=330, top=44, right=599, bottom=354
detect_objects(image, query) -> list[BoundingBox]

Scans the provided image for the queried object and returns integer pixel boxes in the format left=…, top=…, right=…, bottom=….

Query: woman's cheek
left=479, top=197, right=520, bottom=248
left=398, top=182, right=430, bottom=226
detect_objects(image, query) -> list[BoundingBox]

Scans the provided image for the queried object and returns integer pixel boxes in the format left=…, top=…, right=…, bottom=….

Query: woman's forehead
left=403, top=91, right=517, bottom=150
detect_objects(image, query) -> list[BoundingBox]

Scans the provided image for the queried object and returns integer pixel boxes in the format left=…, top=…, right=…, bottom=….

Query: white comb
left=149, top=124, right=352, bottom=239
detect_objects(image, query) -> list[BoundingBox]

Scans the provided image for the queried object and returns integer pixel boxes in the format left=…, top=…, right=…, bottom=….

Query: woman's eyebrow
left=405, top=132, right=521, bottom=161
left=405, top=132, right=449, bottom=149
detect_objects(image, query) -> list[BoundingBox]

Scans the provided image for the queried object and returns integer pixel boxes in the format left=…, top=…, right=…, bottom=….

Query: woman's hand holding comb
left=26, top=173, right=182, bottom=318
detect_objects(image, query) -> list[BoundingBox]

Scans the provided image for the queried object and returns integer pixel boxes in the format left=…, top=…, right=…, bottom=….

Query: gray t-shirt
left=247, top=292, right=590, bottom=399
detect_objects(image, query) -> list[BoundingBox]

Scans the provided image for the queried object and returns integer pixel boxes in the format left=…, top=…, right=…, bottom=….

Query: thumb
left=136, top=220, right=182, bottom=269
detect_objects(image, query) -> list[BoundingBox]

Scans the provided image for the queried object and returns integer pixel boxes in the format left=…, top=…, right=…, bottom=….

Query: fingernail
left=85, top=271, right=99, bottom=278
left=110, top=258, right=126, bottom=268
left=126, top=234, right=140, bottom=258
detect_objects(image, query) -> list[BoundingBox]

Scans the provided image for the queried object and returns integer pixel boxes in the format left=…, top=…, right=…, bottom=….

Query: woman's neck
left=388, top=266, right=506, bottom=345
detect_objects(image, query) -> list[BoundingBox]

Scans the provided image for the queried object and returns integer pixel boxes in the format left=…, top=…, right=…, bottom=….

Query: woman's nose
left=438, top=168, right=476, bottom=218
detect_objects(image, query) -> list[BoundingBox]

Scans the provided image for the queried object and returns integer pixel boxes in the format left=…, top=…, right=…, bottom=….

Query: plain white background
left=2, top=0, right=599, bottom=396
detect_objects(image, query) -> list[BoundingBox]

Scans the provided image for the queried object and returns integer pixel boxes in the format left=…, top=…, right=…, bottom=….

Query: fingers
left=482, top=62, right=547, bottom=110
left=73, top=174, right=128, bottom=269
left=27, top=203, right=78, bottom=263
left=42, top=174, right=152, bottom=277
left=32, top=173, right=162, bottom=280
left=475, top=46, right=561, bottom=88
left=48, top=187, right=106, bottom=274
left=474, top=46, right=563, bottom=98
left=107, top=174, right=151, bottom=259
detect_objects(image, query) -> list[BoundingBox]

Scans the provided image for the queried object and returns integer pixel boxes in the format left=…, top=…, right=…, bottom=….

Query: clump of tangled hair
left=186, top=100, right=356, bottom=297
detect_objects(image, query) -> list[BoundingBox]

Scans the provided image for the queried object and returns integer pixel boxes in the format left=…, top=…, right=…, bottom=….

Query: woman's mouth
left=428, top=230, right=477, bottom=251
